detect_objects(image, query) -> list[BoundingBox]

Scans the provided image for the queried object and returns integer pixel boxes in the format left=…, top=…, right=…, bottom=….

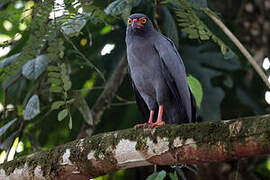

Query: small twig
left=205, top=10, right=270, bottom=90
left=3, top=75, right=22, bottom=119
left=77, top=54, right=128, bottom=138
left=62, top=33, right=105, bottom=81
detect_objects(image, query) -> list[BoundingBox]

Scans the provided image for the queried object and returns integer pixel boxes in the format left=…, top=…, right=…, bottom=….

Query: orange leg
left=149, top=105, right=165, bottom=128
left=148, top=110, right=154, bottom=124
left=135, top=110, right=155, bottom=128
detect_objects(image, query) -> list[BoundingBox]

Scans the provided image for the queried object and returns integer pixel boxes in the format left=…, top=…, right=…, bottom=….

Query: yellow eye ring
left=128, top=19, right=132, bottom=24
left=140, top=18, right=147, bottom=24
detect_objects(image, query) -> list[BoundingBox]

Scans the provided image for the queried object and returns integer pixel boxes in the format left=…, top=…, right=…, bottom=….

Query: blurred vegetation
left=0, top=0, right=269, bottom=179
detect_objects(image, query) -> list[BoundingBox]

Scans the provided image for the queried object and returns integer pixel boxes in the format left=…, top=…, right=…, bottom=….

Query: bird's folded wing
left=127, top=66, right=150, bottom=122
left=154, top=34, right=192, bottom=121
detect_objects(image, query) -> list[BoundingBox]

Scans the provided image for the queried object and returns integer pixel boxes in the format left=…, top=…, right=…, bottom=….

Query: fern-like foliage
left=0, top=0, right=54, bottom=81
left=167, top=0, right=230, bottom=56
left=46, top=25, right=73, bottom=128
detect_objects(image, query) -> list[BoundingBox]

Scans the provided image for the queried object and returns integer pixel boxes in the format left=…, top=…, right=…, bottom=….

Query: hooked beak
left=131, top=19, right=143, bottom=29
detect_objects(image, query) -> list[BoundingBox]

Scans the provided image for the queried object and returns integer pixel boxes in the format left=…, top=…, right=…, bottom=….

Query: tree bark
left=0, top=114, right=270, bottom=180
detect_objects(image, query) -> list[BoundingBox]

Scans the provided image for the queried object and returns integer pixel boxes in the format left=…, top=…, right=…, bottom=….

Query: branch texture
left=1, top=114, right=270, bottom=180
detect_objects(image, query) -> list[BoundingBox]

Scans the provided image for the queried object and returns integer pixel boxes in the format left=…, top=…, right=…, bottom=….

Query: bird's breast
left=127, top=41, right=165, bottom=96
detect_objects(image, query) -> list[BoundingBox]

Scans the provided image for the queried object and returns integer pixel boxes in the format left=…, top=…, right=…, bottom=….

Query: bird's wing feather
left=128, top=67, right=150, bottom=122
left=154, top=33, right=193, bottom=121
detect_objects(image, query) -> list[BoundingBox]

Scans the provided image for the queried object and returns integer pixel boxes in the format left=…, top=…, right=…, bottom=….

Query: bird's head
left=127, top=13, right=154, bottom=34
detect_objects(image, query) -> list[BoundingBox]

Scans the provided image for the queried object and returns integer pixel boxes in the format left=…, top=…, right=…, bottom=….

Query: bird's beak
left=132, top=19, right=143, bottom=29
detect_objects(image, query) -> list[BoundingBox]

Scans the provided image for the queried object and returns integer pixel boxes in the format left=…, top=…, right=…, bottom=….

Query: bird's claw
left=148, top=121, right=164, bottom=128
left=135, top=121, right=164, bottom=129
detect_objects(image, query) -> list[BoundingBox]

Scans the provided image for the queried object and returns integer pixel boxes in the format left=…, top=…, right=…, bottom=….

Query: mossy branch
left=0, top=114, right=270, bottom=180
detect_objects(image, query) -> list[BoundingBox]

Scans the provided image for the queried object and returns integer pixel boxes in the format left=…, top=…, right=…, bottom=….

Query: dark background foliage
left=0, top=0, right=269, bottom=179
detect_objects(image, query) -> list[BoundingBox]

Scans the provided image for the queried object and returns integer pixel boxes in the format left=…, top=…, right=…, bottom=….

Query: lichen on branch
left=0, top=114, right=270, bottom=180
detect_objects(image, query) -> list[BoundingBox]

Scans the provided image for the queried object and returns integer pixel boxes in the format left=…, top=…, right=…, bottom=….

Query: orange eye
left=140, top=18, right=147, bottom=24
left=128, top=18, right=132, bottom=24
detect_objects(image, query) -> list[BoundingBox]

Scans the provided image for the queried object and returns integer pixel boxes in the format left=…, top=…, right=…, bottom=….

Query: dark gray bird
left=126, top=13, right=196, bottom=128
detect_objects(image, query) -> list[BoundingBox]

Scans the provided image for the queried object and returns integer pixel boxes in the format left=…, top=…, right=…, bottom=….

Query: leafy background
left=0, top=0, right=269, bottom=179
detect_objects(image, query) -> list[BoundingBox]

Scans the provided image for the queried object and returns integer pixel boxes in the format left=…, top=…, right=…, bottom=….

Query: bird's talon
left=148, top=121, right=165, bottom=128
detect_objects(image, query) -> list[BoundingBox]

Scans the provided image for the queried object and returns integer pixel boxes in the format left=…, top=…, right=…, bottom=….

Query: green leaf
left=63, top=77, right=72, bottom=91
left=169, top=172, right=177, bottom=180
left=0, top=150, right=7, bottom=164
left=58, top=109, right=68, bottom=121
left=51, top=101, right=65, bottom=110
left=187, top=75, right=203, bottom=108
left=66, top=98, right=75, bottom=104
left=48, top=78, right=62, bottom=85
left=100, top=25, right=112, bottom=35
left=48, top=72, right=61, bottom=78
left=49, top=86, right=63, bottom=93
left=47, top=65, right=60, bottom=72
left=69, top=116, right=72, bottom=129
left=60, top=63, right=67, bottom=75
left=146, top=170, right=166, bottom=180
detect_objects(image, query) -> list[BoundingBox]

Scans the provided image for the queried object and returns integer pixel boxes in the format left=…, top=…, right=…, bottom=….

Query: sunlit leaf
left=67, top=98, right=75, bottom=104
left=104, top=0, right=127, bottom=16
left=63, top=78, right=72, bottom=91
left=187, top=75, right=203, bottom=108
left=51, top=101, right=65, bottom=110
left=0, top=118, right=17, bottom=137
left=100, top=25, right=112, bottom=35
left=61, top=15, right=87, bottom=36
left=58, top=109, right=68, bottom=121
left=7, top=137, right=19, bottom=162
left=23, top=94, right=40, bottom=120
left=22, top=54, right=49, bottom=80
left=0, top=151, right=7, bottom=164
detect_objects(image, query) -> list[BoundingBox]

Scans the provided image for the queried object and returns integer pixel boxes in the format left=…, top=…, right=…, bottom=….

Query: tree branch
left=1, top=114, right=270, bottom=180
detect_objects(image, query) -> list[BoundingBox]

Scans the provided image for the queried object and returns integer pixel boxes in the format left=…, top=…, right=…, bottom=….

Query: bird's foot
left=134, top=122, right=156, bottom=129
left=134, top=123, right=148, bottom=129
left=148, top=121, right=165, bottom=128
left=135, top=121, right=164, bottom=129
